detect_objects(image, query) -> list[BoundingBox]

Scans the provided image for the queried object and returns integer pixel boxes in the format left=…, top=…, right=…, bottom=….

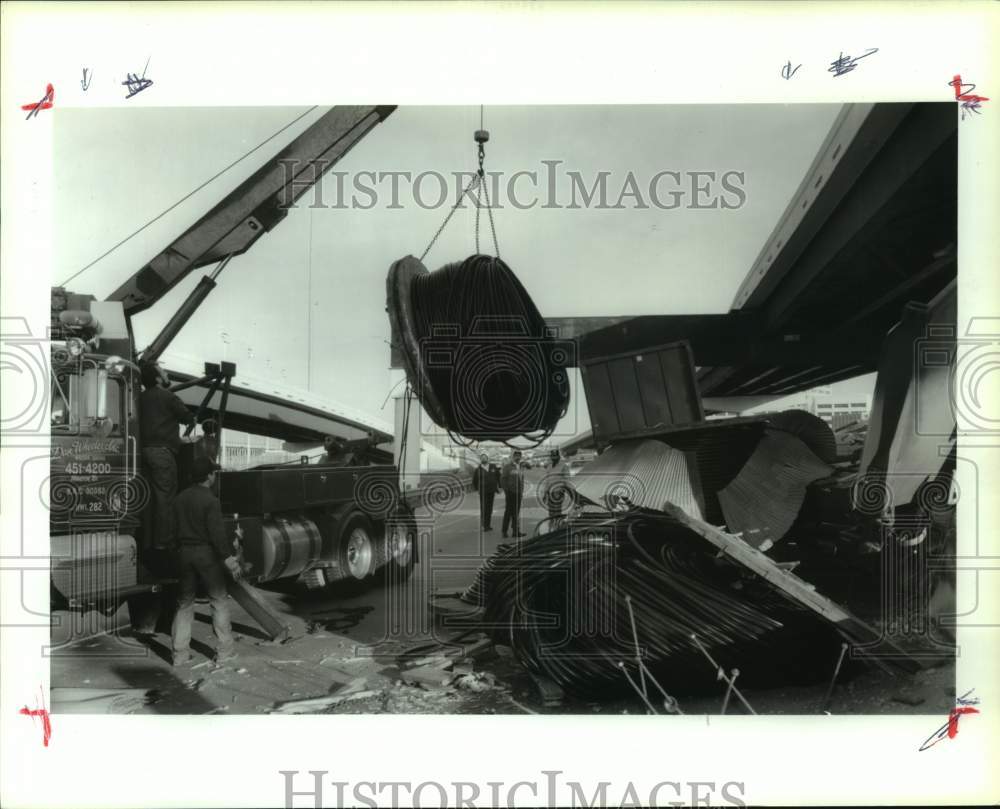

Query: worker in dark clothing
left=316, top=434, right=346, bottom=464
left=198, top=418, right=220, bottom=464
left=139, top=361, right=194, bottom=550
left=316, top=432, right=377, bottom=466
left=171, top=456, right=240, bottom=666
left=501, top=450, right=527, bottom=538
left=471, top=452, right=500, bottom=531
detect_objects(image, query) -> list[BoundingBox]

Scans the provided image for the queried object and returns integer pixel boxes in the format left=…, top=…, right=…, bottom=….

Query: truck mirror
left=95, top=368, right=109, bottom=419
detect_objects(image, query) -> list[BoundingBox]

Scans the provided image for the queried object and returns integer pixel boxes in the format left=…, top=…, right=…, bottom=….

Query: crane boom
left=107, top=105, right=396, bottom=316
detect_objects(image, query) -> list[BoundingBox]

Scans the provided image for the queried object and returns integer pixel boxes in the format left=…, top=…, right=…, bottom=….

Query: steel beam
left=762, top=104, right=956, bottom=332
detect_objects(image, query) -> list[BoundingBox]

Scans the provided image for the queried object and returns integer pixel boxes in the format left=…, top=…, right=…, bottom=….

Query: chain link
left=480, top=173, right=500, bottom=258
left=474, top=176, right=483, bottom=255
left=420, top=173, right=479, bottom=263
left=419, top=133, right=500, bottom=262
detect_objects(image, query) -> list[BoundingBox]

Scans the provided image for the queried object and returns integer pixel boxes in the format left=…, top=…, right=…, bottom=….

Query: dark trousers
left=479, top=489, right=496, bottom=529
left=127, top=547, right=178, bottom=634
left=502, top=489, right=522, bottom=536
left=171, top=545, right=233, bottom=656
left=142, top=446, right=178, bottom=550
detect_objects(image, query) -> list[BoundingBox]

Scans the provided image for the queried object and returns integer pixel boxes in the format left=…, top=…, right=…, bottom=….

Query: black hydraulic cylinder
left=142, top=276, right=218, bottom=364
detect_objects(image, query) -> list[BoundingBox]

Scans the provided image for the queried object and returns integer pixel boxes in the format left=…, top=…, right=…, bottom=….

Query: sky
left=53, top=104, right=871, bottom=440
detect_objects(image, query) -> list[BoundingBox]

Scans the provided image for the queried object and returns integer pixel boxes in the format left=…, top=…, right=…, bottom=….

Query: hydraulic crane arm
left=107, top=105, right=396, bottom=317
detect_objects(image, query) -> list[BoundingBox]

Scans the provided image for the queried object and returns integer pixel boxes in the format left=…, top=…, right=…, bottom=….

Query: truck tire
left=382, top=510, right=418, bottom=585
left=333, top=512, right=379, bottom=584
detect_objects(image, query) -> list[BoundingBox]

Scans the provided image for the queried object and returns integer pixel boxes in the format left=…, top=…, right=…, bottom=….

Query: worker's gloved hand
left=224, top=555, right=242, bottom=580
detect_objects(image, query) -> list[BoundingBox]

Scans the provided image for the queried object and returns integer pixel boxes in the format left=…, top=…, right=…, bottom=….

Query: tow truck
left=49, top=106, right=418, bottom=636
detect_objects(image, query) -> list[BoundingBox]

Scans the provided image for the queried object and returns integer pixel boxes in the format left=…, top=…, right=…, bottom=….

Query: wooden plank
left=659, top=502, right=853, bottom=623
left=657, top=504, right=923, bottom=671
left=226, top=578, right=291, bottom=642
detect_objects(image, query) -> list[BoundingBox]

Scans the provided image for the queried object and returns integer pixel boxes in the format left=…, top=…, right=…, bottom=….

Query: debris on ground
left=453, top=672, right=499, bottom=693
left=451, top=661, right=474, bottom=677
left=401, top=662, right=455, bottom=688
left=50, top=687, right=161, bottom=714
left=269, top=681, right=380, bottom=714
left=891, top=688, right=927, bottom=707
left=400, top=654, right=451, bottom=670
left=334, top=676, right=369, bottom=695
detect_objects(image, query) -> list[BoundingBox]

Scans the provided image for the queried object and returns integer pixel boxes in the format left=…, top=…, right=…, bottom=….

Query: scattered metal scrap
left=306, top=606, right=374, bottom=633
left=464, top=504, right=918, bottom=702
left=50, top=687, right=161, bottom=714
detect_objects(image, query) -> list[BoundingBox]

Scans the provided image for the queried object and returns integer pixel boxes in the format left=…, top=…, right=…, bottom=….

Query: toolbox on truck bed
left=219, top=464, right=400, bottom=516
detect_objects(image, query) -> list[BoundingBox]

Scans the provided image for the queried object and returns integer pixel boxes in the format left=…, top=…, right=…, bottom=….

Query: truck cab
left=49, top=292, right=149, bottom=611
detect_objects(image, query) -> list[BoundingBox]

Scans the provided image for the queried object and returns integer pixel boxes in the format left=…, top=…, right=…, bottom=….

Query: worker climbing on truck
left=171, top=456, right=241, bottom=666
left=139, top=360, right=195, bottom=549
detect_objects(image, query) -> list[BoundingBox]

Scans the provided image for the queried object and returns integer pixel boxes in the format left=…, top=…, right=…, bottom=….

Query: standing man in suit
left=472, top=452, right=500, bottom=532
left=501, top=450, right=526, bottom=538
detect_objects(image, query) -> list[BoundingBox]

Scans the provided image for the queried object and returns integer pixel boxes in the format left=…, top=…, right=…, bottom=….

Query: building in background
left=770, top=387, right=872, bottom=429
left=218, top=429, right=302, bottom=470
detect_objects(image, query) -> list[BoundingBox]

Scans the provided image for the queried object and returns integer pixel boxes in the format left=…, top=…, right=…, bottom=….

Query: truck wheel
left=382, top=511, right=417, bottom=584
left=336, top=513, right=378, bottom=582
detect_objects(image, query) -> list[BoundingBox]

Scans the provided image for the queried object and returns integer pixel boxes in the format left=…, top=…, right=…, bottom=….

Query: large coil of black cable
left=386, top=254, right=572, bottom=443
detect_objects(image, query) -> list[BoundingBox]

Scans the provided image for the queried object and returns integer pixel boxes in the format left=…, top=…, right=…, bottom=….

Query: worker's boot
left=172, top=651, right=193, bottom=667
left=215, top=646, right=238, bottom=664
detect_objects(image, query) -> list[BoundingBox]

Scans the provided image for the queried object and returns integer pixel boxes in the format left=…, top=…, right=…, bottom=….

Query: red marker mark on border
left=19, top=688, right=52, bottom=747
left=918, top=688, right=980, bottom=751
left=950, top=75, right=989, bottom=103
left=949, top=75, right=989, bottom=119
left=946, top=704, right=979, bottom=739
left=21, top=83, right=55, bottom=120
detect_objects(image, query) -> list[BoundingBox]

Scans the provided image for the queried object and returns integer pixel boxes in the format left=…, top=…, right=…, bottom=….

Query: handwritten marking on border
left=949, top=75, right=989, bottom=119
left=828, top=48, right=879, bottom=77
left=781, top=60, right=802, bottom=80
left=19, top=688, right=52, bottom=747
left=123, top=56, right=153, bottom=99
left=918, top=688, right=980, bottom=751
left=21, top=83, right=54, bottom=120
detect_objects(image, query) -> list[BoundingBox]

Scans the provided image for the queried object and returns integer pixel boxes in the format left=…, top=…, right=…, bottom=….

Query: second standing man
left=501, top=450, right=526, bottom=538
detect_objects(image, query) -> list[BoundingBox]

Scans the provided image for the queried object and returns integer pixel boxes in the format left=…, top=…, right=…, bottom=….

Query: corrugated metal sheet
left=718, top=428, right=833, bottom=550
left=767, top=409, right=839, bottom=464
left=571, top=439, right=705, bottom=520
